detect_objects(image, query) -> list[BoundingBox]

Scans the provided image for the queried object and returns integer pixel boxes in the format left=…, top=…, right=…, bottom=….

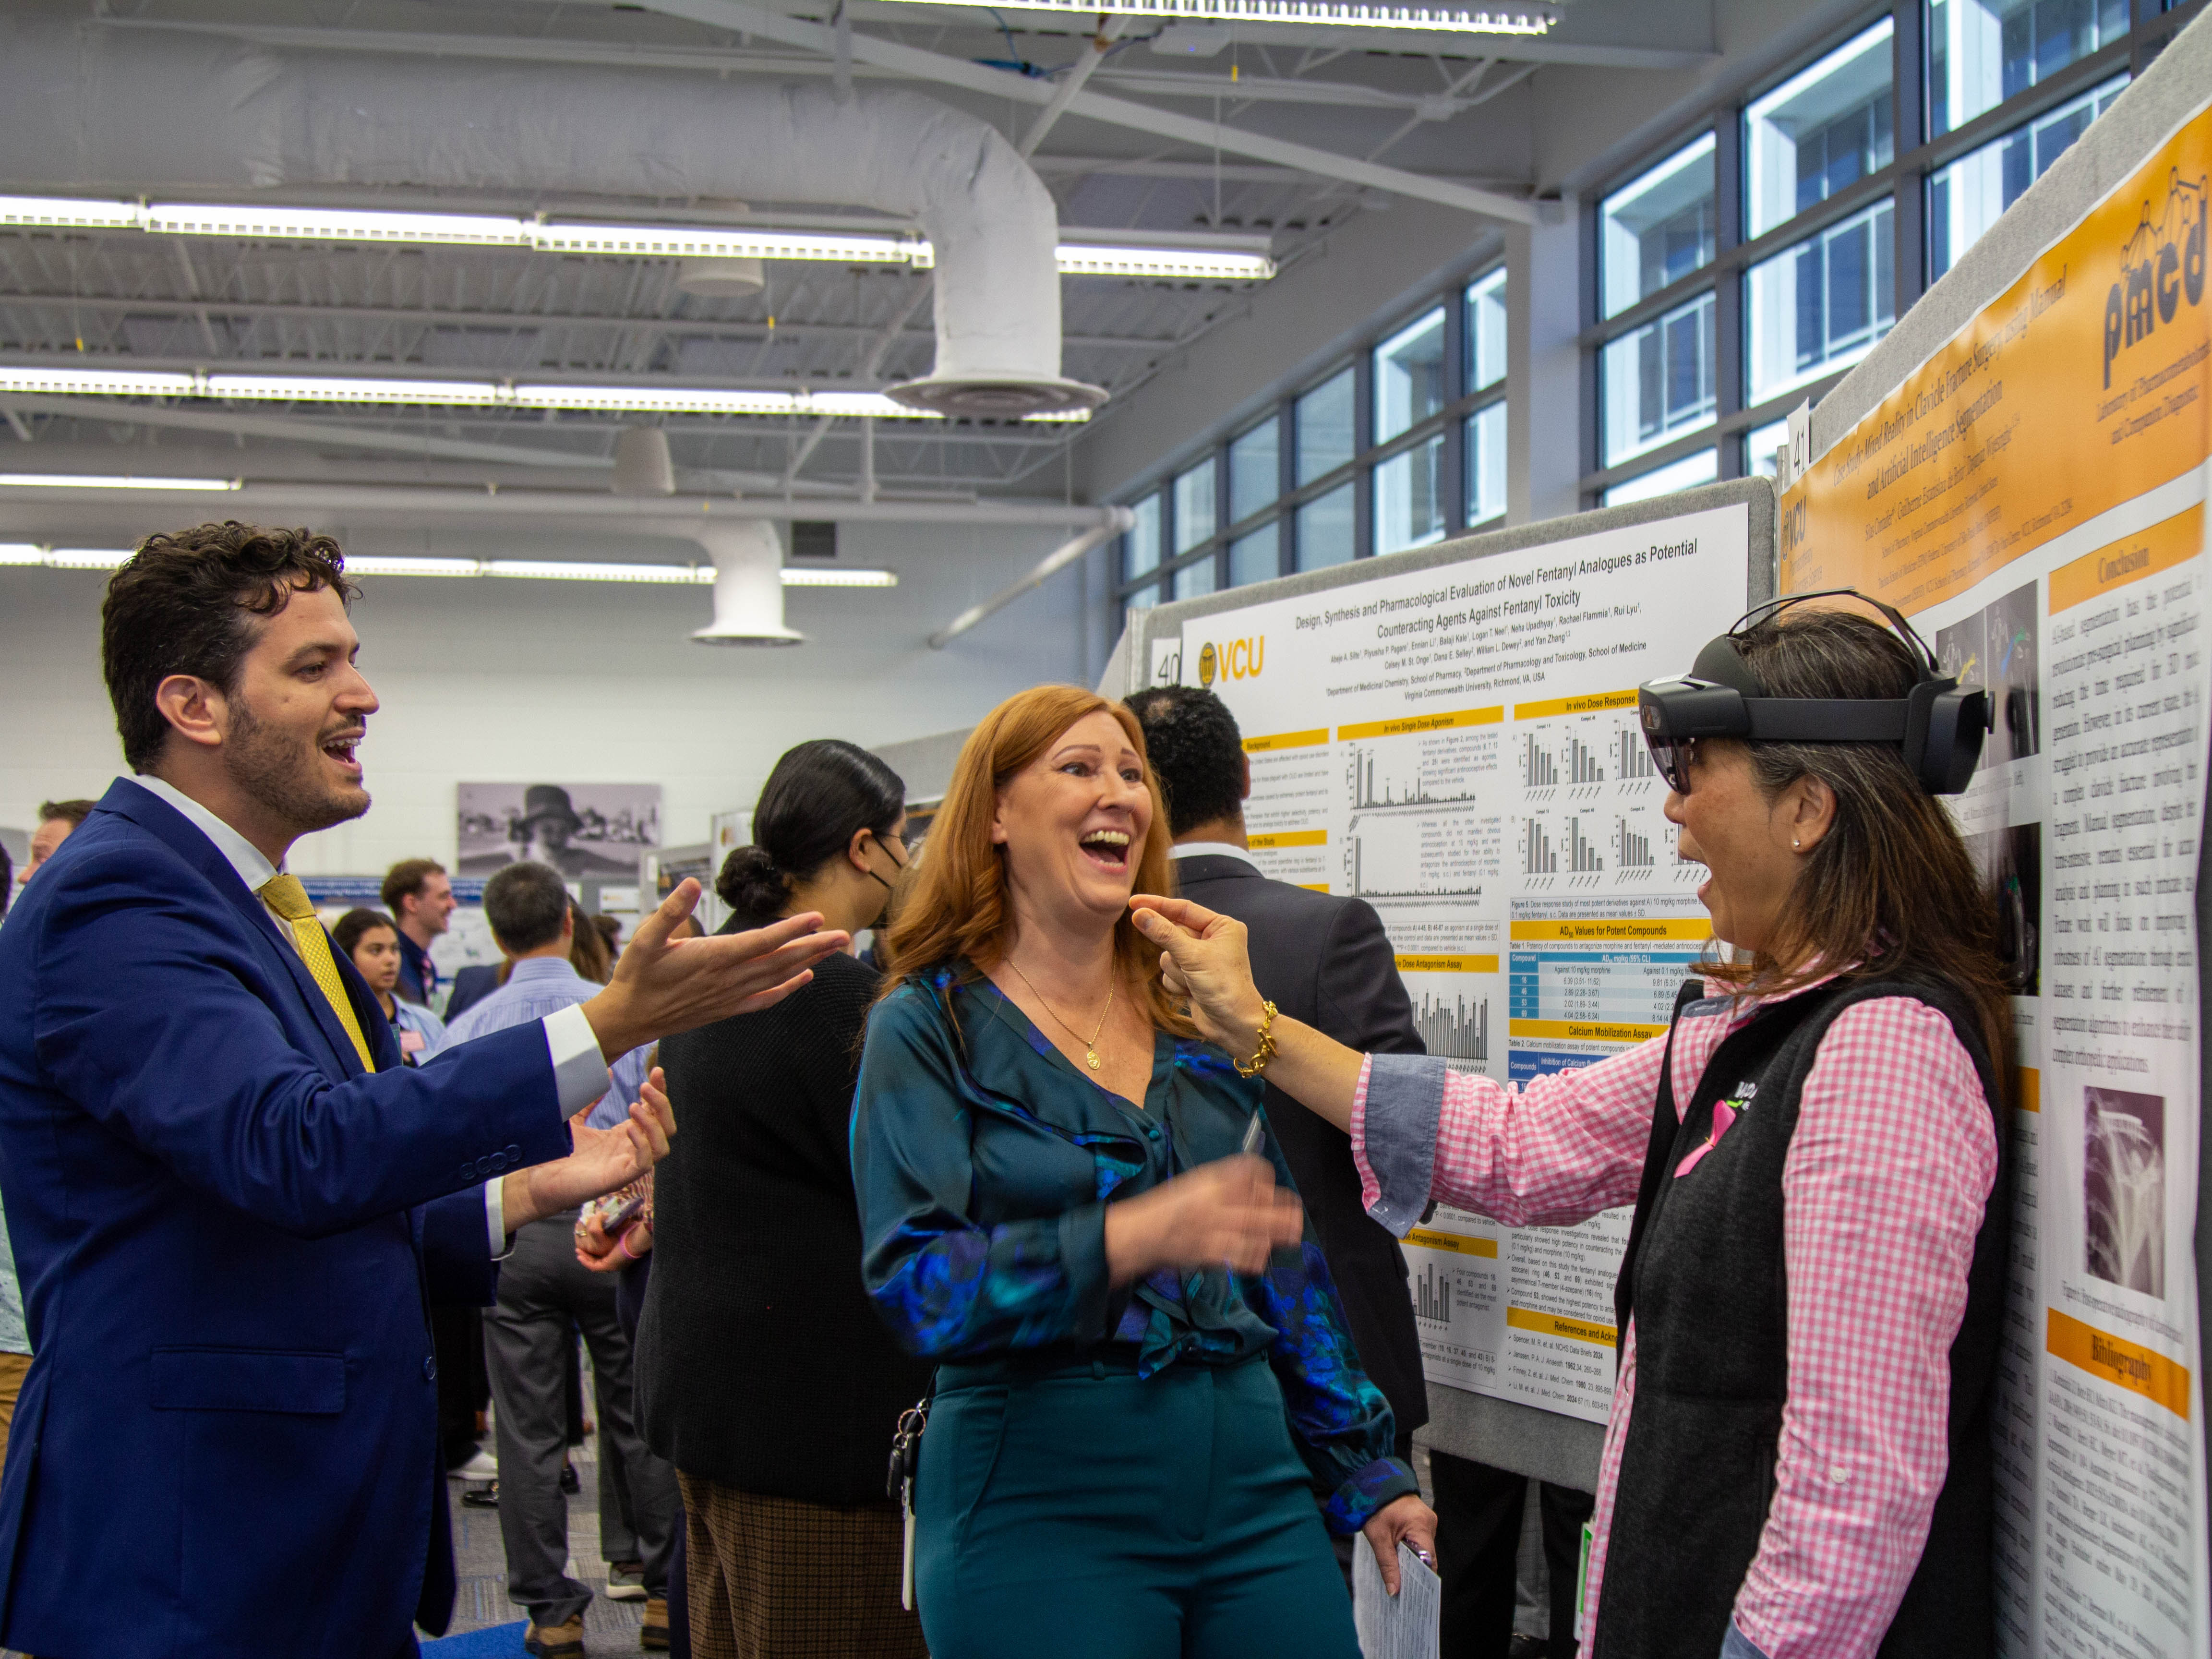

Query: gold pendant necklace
left=1006, top=959, right=1116, bottom=1071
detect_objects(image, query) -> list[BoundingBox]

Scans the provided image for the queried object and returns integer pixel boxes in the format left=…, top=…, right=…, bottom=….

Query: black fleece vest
left=1595, top=978, right=2009, bottom=1659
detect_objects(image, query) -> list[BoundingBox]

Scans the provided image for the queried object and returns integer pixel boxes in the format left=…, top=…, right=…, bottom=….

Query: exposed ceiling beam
left=1021, top=16, right=1130, bottom=157
left=0, top=481, right=1118, bottom=528
left=106, top=10, right=1718, bottom=74
left=634, top=0, right=1539, bottom=221
left=0, top=292, right=1179, bottom=351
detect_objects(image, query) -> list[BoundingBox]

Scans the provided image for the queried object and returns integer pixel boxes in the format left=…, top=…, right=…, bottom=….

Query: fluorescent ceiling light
left=342, top=555, right=484, bottom=577
left=0, top=546, right=897, bottom=586
left=534, top=223, right=914, bottom=264
left=880, top=0, right=1555, bottom=29
left=144, top=203, right=529, bottom=246
left=779, top=565, right=899, bottom=587
left=0, top=472, right=239, bottom=490
left=0, top=365, right=1082, bottom=421
left=483, top=559, right=708, bottom=583
left=206, top=373, right=506, bottom=406
left=0, top=195, right=1271, bottom=282
left=0, top=366, right=199, bottom=398
left=1054, top=243, right=1275, bottom=279
left=0, top=195, right=143, bottom=230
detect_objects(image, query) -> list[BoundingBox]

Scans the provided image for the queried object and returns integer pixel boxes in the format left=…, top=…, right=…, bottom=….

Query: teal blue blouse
left=852, top=963, right=1419, bottom=1533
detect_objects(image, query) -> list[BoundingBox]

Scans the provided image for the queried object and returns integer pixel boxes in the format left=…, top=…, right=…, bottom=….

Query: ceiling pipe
left=0, top=1, right=1103, bottom=417
left=1019, top=16, right=1131, bottom=158
left=692, top=523, right=804, bottom=646
left=929, top=508, right=1134, bottom=649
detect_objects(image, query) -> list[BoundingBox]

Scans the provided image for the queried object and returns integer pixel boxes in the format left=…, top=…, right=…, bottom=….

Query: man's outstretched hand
left=504, top=1067, right=676, bottom=1232
left=581, top=878, right=848, bottom=1061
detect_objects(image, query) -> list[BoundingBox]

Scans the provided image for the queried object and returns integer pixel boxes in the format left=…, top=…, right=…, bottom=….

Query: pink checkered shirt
left=1350, top=980, right=1997, bottom=1659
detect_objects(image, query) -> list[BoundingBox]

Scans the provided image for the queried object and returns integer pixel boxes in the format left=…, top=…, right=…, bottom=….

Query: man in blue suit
left=0, top=522, right=848, bottom=1659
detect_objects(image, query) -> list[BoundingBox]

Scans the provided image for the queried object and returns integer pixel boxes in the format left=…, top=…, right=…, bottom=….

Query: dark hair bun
left=716, top=844, right=791, bottom=922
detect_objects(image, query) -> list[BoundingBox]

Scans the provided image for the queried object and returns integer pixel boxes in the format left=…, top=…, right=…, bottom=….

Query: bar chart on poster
left=1164, top=504, right=1748, bottom=1421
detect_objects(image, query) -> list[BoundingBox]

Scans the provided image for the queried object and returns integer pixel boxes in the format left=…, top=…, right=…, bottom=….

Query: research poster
left=1162, top=505, right=1748, bottom=1423
left=1781, top=96, right=2212, bottom=1659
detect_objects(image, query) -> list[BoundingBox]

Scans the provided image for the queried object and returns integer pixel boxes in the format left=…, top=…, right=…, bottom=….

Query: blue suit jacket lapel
left=95, top=779, right=368, bottom=1081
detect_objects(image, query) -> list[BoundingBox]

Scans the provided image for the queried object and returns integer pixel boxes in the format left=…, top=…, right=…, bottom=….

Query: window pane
left=1600, top=290, right=1717, bottom=467
left=1173, top=554, right=1216, bottom=601
left=1229, top=523, right=1280, bottom=587
left=1375, top=433, right=1447, bottom=556
left=1467, top=404, right=1508, bottom=526
left=1600, top=134, right=1718, bottom=318
left=1375, top=307, right=1447, bottom=445
left=1297, top=482, right=1357, bottom=571
left=1123, top=493, right=1160, bottom=577
left=1122, top=493, right=1161, bottom=607
left=1927, top=72, right=2127, bottom=278
left=1296, top=369, right=1357, bottom=485
left=1929, top=0, right=2130, bottom=138
left=1603, top=447, right=1719, bottom=506
left=1467, top=268, right=1510, bottom=389
left=1228, top=419, right=1280, bottom=525
left=1745, top=200, right=1897, bottom=404
left=1173, top=460, right=1216, bottom=555
left=1744, top=418, right=1791, bottom=479
left=1745, top=20, right=1896, bottom=240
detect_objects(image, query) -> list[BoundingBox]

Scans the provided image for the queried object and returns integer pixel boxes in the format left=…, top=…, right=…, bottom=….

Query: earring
left=1793, top=838, right=1802, bottom=849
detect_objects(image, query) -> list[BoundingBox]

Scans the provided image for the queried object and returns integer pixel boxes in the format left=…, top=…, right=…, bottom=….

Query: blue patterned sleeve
left=852, top=986, right=1114, bottom=1359
left=1240, top=1116, right=1420, bottom=1533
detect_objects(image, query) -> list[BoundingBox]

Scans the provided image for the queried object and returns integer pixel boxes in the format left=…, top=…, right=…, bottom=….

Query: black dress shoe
left=559, top=1460, right=581, bottom=1495
left=461, top=1480, right=499, bottom=1509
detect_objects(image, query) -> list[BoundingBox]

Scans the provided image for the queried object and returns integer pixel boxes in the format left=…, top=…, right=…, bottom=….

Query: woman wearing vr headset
left=1130, top=595, right=2010, bottom=1659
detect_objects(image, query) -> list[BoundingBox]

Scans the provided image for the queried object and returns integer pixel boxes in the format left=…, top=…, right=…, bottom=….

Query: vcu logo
left=2104, top=168, right=2206, bottom=388
left=1196, top=636, right=1264, bottom=685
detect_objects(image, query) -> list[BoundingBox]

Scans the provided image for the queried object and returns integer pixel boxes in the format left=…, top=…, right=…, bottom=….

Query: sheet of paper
left=1352, top=1537, right=1442, bottom=1659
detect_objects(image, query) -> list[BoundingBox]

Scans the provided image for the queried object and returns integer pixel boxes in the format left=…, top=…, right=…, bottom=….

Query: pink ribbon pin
left=1673, top=1100, right=1737, bottom=1177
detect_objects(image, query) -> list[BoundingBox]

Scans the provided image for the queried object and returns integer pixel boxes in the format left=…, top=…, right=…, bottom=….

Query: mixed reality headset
left=1635, top=588, right=1990, bottom=797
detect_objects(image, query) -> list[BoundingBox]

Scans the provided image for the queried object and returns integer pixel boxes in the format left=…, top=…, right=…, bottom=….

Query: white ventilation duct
left=692, top=523, right=804, bottom=647
left=0, top=3, right=1104, bottom=418
left=613, top=426, right=677, bottom=496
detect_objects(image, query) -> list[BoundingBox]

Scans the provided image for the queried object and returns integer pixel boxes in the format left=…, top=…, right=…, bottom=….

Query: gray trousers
left=484, top=1213, right=678, bottom=1625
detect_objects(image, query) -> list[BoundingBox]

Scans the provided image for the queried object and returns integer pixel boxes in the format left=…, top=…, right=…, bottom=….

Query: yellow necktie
left=259, top=873, right=378, bottom=1073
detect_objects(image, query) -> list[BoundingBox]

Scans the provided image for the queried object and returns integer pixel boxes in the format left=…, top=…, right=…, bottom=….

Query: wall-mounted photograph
left=457, top=782, right=661, bottom=877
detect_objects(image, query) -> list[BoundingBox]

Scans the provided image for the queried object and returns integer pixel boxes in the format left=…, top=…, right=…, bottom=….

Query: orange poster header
left=2048, top=504, right=2205, bottom=613
left=1781, top=108, right=2212, bottom=610
left=2047, top=1307, right=2190, bottom=1419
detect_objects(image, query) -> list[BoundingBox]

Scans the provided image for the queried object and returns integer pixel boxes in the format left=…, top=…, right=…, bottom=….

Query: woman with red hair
left=852, top=685, right=1434, bottom=1659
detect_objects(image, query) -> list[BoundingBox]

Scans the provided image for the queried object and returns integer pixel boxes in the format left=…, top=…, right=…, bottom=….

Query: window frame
left=1577, top=0, right=2164, bottom=507
left=1113, top=259, right=1509, bottom=605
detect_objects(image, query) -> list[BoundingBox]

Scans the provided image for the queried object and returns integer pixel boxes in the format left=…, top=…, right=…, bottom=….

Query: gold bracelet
left=1234, top=1000, right=1279, bottom=1078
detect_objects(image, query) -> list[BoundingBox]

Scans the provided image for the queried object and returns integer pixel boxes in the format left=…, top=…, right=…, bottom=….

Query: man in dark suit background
left=1130, top=685, right=1578, bottom=1658
left=0, top=522, right=846, bottom=1659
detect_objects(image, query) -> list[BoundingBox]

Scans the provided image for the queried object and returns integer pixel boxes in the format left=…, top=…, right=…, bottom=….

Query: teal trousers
left=914, top=1353, right=1361, bottom=1659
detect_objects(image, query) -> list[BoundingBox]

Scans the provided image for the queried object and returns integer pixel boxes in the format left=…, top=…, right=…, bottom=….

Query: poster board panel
left=1141, top=489, right=1764, bottom=1477
left=1782, top=87, right=2212, bottom=1659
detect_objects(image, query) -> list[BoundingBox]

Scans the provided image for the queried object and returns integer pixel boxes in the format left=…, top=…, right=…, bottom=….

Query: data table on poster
left=1507, top=950, right=1706, bottom=1029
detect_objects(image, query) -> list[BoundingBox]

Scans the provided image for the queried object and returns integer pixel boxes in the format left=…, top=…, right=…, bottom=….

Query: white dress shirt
left=1168, top=839, right=1261, bottom=871
left=129, top=774, right=611, bottom=1252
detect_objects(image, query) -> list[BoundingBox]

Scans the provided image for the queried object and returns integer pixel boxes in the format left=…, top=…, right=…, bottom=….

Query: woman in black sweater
left=636, top=741, right=931, bottom=1659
